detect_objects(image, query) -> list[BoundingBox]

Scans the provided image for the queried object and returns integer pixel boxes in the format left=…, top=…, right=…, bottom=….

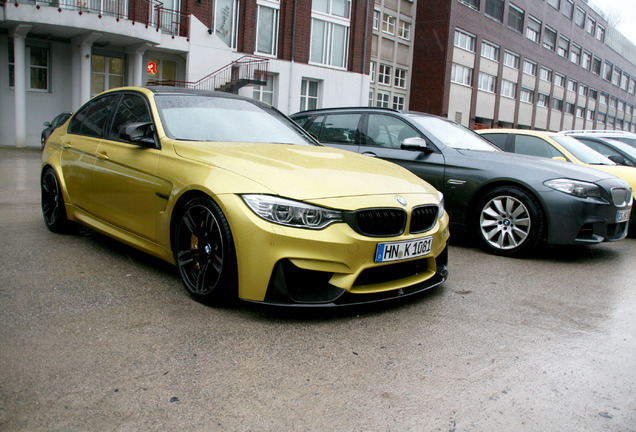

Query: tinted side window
left=366, top=114, right=419, bottom=148
left=319, top=114, right=362, bottom=145
left=514, top=135, right=563, bottom=159
left=68, top=94, right=120, bottom=138
left=481, top=133, right=507, bottom=150
left=306, top=115, right=325, bottom=139
left=109, top=93, right=153, bottom=140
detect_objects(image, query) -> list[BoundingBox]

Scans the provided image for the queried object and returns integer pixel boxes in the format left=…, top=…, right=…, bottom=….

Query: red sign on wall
left=148, top=61, right=157, bottom=75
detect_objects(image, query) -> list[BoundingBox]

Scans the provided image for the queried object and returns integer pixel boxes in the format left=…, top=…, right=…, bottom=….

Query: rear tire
left=475, top=186, right=544, bottom=256
left=173, top=196, right=238, bottom=304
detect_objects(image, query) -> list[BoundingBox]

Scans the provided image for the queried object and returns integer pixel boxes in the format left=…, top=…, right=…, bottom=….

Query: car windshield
left=155, top=94, right=317, bottom=145
left=406, top=115, right=498, bottom=151
left=551, top=135, right=616, bottom=165
left=605, top=139, right=636, bottom=158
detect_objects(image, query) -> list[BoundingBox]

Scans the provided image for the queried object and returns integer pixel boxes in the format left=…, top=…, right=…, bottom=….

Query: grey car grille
left=611, top=188, right=633, bottom=207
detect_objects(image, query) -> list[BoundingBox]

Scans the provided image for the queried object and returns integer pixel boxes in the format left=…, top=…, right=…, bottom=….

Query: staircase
left=149, top=56, right=269, bottom=93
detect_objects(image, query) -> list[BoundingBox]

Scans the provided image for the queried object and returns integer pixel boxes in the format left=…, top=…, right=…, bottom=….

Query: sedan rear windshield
left=406, top=115, right=498, bottom=151
left=551, top=135, right=616, bottom=165
left=155, top=94, right=317, bottom=146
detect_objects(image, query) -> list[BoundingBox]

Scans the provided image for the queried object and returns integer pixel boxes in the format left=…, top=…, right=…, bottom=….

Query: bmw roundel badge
left=395, top=196, right=407, bottom=206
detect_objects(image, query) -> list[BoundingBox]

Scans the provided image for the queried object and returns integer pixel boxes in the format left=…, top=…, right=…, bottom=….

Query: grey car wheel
left=476, top=187, right=544, bottom=256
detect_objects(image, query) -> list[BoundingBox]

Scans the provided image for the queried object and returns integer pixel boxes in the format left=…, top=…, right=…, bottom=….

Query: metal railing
left=2, top=0, right=189, bottom=38
left=149, top=56, right=270, bottom=93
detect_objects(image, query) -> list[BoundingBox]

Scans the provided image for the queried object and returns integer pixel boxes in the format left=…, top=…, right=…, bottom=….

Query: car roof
left=477, top=129, right=564, bottom=138
left=291, top=106, right=440, bottom=119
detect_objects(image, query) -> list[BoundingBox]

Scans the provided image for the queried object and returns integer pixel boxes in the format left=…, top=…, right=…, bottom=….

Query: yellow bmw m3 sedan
left=41, top=87, right=450, bottom=306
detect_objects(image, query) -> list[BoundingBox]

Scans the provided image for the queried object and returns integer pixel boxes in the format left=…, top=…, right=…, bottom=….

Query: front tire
left=173, top=196, right=238, bottom=304
left=41, top=167, right=71, bottom=233
left=475, top=187, right=544, bottom=256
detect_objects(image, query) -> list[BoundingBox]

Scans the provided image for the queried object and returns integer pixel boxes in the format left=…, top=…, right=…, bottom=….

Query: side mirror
left=608, top=155, right=626, bottom=165
left=43, top=121, right=51, bottom=127
left=401, top=137, right=429, bottom=151
left=119, top=122, right=157, bottom=148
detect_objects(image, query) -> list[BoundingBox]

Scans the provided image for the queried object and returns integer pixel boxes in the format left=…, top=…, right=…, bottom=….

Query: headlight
left=544, top=179, right=602, bottom=198
left=437, top=191, right=445, bottom=219
left=242, top=195, right=343, bottom=229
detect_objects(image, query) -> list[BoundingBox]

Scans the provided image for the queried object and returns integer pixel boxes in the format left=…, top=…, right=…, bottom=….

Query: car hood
left=455, top=148, right=623, bottom=183
left=586, top=164, right=636, bottom=191
left=173, top=142, right=437, bottom=200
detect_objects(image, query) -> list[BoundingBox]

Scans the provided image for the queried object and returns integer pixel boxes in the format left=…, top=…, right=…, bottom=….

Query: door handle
left=361, top=152, right=377, bottom=157
left=98, top=151, right=109, bottom=160
left=62, top=141, right=71, bottom=149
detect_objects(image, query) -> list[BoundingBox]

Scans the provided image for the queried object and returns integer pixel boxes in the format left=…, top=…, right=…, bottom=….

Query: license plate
left=616, top=209, right=631, bottom=223
left=375, top=236, right=433, bottom=263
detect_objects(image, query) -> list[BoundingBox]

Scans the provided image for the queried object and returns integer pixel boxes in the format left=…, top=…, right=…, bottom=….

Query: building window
left=255, top=1, right=280, bottom=56
left=589, top=89, right=598, bottom=100
left=609, top=97, right=617, bottom=109
left=561, top=0, right=574, bottom=19
left=520, top=88, right=534, bottom=103
left=586, top=16, right=596, bottom=35
left=526, top=16, right=541, bottom=43
left=500, top=79, right=516, bottom=98
left=398, top=20, right=411, bottom=40
left=581, top=51, right=592, bottom=70
left=592, top=57, right=602, bottom=75
left=618, top=100, right=625, bottom=112
left=537, top=93, right=549, bottom=108
left=368, top=90, right=374, bottom=106
left=621, top=73, right=629, bottom=91
left=214, top=0, right=240, bottom=49
left=539, top=67, right=552, bottom=82
left=612, top=68, right=621, bottom=86
left=508, top=4, right=524, bottom=33
left=147, top=58, right=176, bottom=84
left=503, top=51, right=519, bottom=69
left=576, top=106, right=584, bottom=118
left=574, top=6, right=585, bottom=27
left=586, top=110, right=595, bottom=121
left=369, top=61, right=376, bottom=83
left=603, top=61, right=613, bottom=81
left=253, top=75, right=275, bottom=105
left=599, top=93, right=608, bottom=105
left=91, top=55, right=124, bottom=96
left=382, top=13, right=396, bottom=35
left=629, top=79, right=636, bottom=95
left=478, top=72, right=496, bottom=93
left=459, top=0, right=479, bottom=10
left=569, top=44, right=581, bottom=65
left=579, top=84, right=588, bottom=97
left=554, top=73, right=565, bottom=87
left=454, top=29, right=476, bottom=52
left=557, top=36, right=569, bottom=58
left=567, top=79, right=577, bottom=92
left=547, top=0, right=559, bottom=10
left=552, top=98, right=563, bottom=111
left=485, top=0, right=504, bottom=22
left=596, top=25, right=605, bottom=42
left=523, top=59, right=537, bottom=76
left=300, top=79, right=319, bottom=111
left=565, top=102, right=575, bottom=115
left=395, top=68, right=407, bottom=88
left=8, top=40, right=50, bottom=91
left=451, top=63, right=473, bottom=86
left=310, top=2, right=350, bottom=68
left=543, top=26, right=557, bottom=51
left=481, top=41, right=499, bottom=61
left=376, top=91, right=390, bottom=108
left=393, top=95, right=405, bottom=110
left=378, top=64, right=391, bottom=85
left=373, top=9, right=380, bottom=30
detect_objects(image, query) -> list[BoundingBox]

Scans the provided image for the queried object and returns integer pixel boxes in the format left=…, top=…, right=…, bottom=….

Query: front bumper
left=216, top=194, right=450, bottom=306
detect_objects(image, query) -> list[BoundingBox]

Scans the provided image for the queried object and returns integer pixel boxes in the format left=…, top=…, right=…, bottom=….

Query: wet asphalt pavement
left=1, top=147, right=635, bottom=431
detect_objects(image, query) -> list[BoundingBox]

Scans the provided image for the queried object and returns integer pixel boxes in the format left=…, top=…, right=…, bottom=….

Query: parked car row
left=40, top=87, right=633, bottom=308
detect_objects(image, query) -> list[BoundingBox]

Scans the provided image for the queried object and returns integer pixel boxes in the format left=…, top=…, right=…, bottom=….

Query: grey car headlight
left=437, top=191, right=445, bottom=219
left=242, top=195, right=343, bottom=229
left=544, top=179, right=602, bottom=199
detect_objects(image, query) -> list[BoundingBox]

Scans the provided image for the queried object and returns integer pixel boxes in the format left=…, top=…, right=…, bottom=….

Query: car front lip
left=216, top=194, right=450, bottom=305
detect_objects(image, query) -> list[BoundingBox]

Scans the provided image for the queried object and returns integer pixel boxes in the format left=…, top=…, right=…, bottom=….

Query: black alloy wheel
left=41, top=167, right=70, bottom=233
left=174, top=196, right=237, bottom=303
left=476, top=186, right=544, bottom=256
